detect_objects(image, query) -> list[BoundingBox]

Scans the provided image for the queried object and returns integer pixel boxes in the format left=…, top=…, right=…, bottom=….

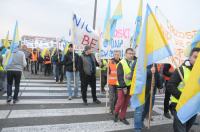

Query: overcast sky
left=0, top=0, right=200, bottom=39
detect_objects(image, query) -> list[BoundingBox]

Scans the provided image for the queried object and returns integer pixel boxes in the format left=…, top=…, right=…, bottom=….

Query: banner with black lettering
left=72, top=13, right=99, bottom=52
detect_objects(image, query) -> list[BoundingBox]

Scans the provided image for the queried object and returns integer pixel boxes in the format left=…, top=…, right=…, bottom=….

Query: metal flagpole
left=93, top=0, right=98, bottom=30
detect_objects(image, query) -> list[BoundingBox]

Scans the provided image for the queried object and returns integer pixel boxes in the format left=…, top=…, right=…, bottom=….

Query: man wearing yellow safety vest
left=100, top=59, right=107, bottom=93
left=114, top=48, right=135, bottom=125
left=108, top=50, right=121, bottom=114
left=0, top=55, right=6, bottom=92
left=167, top=48, right=200, bottom=132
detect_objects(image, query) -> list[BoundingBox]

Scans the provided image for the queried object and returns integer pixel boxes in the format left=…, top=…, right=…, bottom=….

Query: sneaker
left=164, top=112, right=171, bottom=119
left=109, top=109, right=114, bottom=115
left=101, top=89, right=106, bottom=94
left=93, top=99, right=101, bottom=104
left=114, top=113, right=118, bottom=122
left=68, top=96, right=72, bottom=100
left=120, top=118, right=130, bottom=125
left=13, top=99, right=19, bottom=104
left=7, top=96, right=12, bottom=103
left=83, top=101, right=88, bottom=106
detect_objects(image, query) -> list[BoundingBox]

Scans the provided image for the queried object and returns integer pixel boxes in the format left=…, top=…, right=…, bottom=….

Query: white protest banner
left=100, top=27, right=131, bottom=59
left=156, top=10, right=197, bottom=66
left=72, top=13, right=99, bottom=52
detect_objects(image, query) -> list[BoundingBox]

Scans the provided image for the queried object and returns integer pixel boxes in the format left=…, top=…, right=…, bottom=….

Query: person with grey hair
left=5, top=44, right=27, bottom=104
left=79, top=45, right=101, bottom=105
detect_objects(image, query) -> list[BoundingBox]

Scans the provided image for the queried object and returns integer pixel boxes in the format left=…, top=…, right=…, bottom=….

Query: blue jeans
left=134, top=105, right=144, bottom=131
left=142, top=94, right=155, bottom=121
left=66, top=71, right=79, bottom=97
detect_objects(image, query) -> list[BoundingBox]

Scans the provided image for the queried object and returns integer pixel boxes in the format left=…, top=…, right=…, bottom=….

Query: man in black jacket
left=163, top=63, right=174, bottom=119
left=54, top=50, right=63, bottom=83
left=79, top=46, right=101, bottom=105
left=114, top=48, right=135, bottom=125
left=167, top=48, right=200, bottom=132
left=63, top=44, right=79, bottom=100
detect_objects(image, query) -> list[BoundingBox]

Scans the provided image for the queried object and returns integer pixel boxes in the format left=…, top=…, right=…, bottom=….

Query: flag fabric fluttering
left=132, top=0, right=143, bottom=49
left=103, top=0, right=111, bottom=41
left=5, top=21, right=20, bottom=67
left=130, top=4, right=174, bottom=109
left=41, top=48, right=48, bottom=59
left=176, top=53, right=200, bottom=124
left=61, top=41, right=69, bottom=61
left=3, top=31, right=10, bottom=48
left=51, top=48, right=57, bottom=57
left=110, top=0, right=122, bottom=39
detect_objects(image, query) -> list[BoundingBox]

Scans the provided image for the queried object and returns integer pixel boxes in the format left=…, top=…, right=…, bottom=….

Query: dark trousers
left=109, top=85, right=118, bottom=112
left=31, top=61, right=37, bottom=74
left=81, top=74, right=97, bottom=102
left=173, top=110, right=197, bottom=132
left=56, top=65, right=63, bottom=82
left=25, top=58, right=29, bottom=71
left=7, top=71, right=22, bottom=100
left=101, top=71, right=107, bottom=91
left=44, top=64, right=51, bottom=76
left=164, top=81, right=171, bottom=113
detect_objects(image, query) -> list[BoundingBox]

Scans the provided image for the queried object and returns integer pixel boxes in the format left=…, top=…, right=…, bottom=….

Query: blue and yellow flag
left=103, top=0, right=111, bottom=41
left=110, top=0, right=122, bottom=38
left=3, top=31, right=10, bottom=48
left=51, top=47, right=57, bottom=57
left=61, top=42, right=69, bottom=61
left=130, top=4, right=174, bottom=108
left=132, top=0, right=143, bottom=49
left=5, top=21, right=20, bottom=67
left=176, top=53, right=200, bottom=123
left=41, top=48, right=49, bottom=59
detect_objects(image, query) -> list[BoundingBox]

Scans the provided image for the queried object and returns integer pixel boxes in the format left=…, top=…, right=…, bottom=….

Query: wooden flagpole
left=148, top=64, right=155, bottom=129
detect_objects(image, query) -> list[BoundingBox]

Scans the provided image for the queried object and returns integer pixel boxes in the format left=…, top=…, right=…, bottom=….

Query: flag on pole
left=132, top=0, right=143, bottom=49
left=51, top=47, right=57, bottom=57
left=61, top=41, right=69, bottom=61
left=41, top=48, right=48, bottom=59
left=110, top=0, right=122, bottom=38
left=3, top=31, right=10, bottom=48
left=5, top=21, right=20, bottom=67
left=130, top=4, right=174, bottom=108
left=176, top=53, right=200, bottom=124
left=103, top=0, right=111, bottom=41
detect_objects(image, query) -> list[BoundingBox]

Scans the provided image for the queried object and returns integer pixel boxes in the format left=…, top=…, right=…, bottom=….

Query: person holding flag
left=167, top=47, right=200, bottom=132
left=63, top=44, right=80, bottom=100
left=5, top=22, right=27, bottom=104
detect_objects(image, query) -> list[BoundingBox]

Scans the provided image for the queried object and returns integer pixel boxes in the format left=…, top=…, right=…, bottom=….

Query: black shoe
left=13, top=99, right=19, bottom=104
left=93, top=99, right=101, bottom=104
left=7, top=96, right=12, bottom=103
left=120, top=118, right=130, bottom=125
left=164, top=112, right=171, bottom=119
left=114, top=113, right=118, bottom=122
left=83, top=101, right=88, bottom=106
